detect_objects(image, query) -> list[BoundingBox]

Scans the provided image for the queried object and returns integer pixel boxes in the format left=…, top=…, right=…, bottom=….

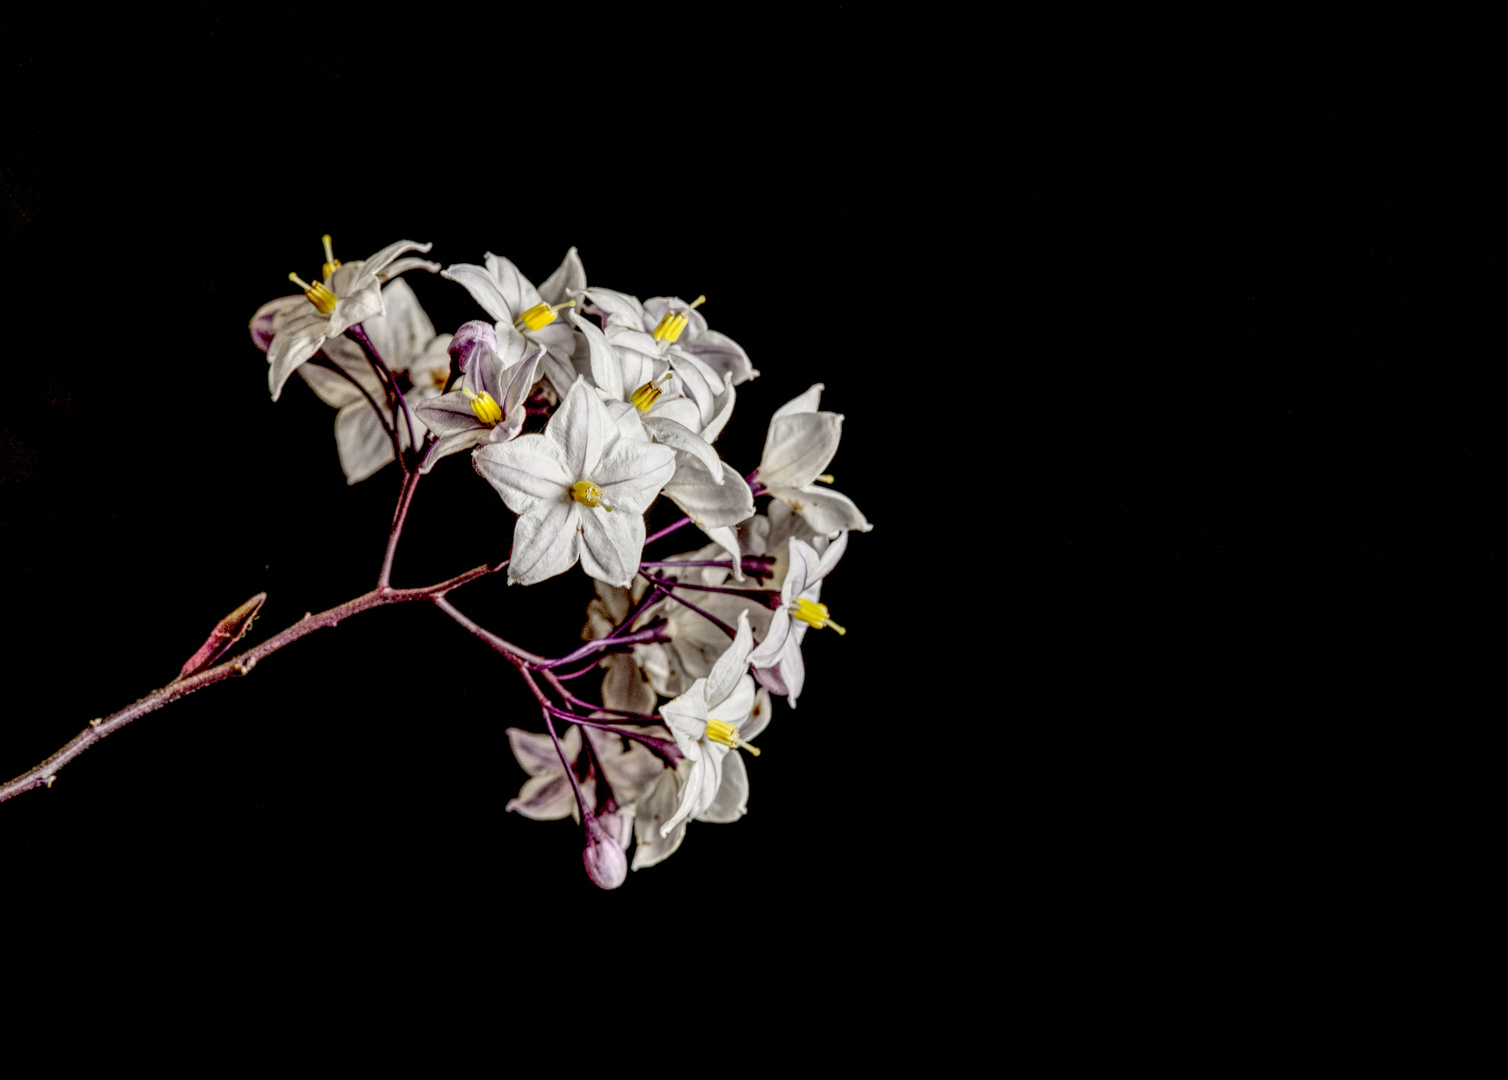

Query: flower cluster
left=246, top=236, right=872, bottom=888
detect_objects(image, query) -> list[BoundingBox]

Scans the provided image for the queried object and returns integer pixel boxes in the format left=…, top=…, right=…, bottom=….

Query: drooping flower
left=442, top=248, right=587, bottom=398
left=658, top=611, right=771, bottom=837
left=253, top=276, right=450, bottom=484
left=505, top=722, right=663, bottom=825
left=755, top=383, right=872, bottom=537
left=262, top=235, right=437, bottom=402
left=474, top=379, right=676, bottom=587
left=747, top=534, right=848, bottom=707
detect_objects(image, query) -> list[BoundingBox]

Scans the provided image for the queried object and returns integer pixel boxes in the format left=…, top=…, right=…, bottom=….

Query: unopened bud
left=448, top=320, right=498, bottom=374
left=177, top=592, right=268, bottom=680
left=582, top=817, right=628, bottom=890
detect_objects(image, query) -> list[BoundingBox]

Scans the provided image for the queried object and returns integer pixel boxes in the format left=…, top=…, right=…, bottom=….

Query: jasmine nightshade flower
left=584, top=287, right=758, bottom=388
left=264, top=235, right=437, bottom=402
left=574, top=310, right=754, bottom=569
left=442, top=248, right=586, bottom=398
left=474, top=379, right=676, bottom=588
left=411, top=333, right=546, bottom=473
left=582, top=288, right=741, bottom=438
left=252, top=278, right=450, bottom=484
left=748, top=534, right=848, bottom=707
left=585, top=581, right=658, bottom=717
left=756, top=383, right=872, bottom=538
left=657, top=611, right=771, bottom=838
left=631, top=684, right=770, bottom=871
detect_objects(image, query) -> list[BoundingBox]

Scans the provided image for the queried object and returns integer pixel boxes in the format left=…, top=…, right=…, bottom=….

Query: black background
left=1, top=7, right=1493, bottom=1062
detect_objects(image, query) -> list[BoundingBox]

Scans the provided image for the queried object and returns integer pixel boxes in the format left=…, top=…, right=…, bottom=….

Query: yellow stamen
left=462, top=388, right=503, bottom=426
left=630, top=370, right=675, bottom=412
left=515, top=300, right=576, bottom=333
left=650, top=294, right=706, bottom=345
left=289, top=272, right=337, bottom=314
left=791, top=597, right=846, bottom=635
left=321, top=234, right=341, bottom=279
left=815, top=474, right=835, bottom=484
left=704, top=718, right=760, bottom=756
left=571, top=480, right=613, bottom=511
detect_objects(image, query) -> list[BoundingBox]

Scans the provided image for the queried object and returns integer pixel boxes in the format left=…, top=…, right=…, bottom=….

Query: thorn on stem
left=42, top=775, right=55, bottom=788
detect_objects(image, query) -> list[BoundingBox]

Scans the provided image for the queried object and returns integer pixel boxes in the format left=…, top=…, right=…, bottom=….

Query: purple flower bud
left=581, top=817, right=627, bottom=890
left=448, top=320, right=497, bottom=374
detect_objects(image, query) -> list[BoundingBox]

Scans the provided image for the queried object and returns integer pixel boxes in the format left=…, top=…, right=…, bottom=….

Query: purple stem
left=1, top=561, right=505, bottom=805
left=654, top=586, right=738, bottom=639
left=306, top=352, right=398, bottom=462
left=347, top=323, right=419, bottom=469
left=643, top=516, right=693, bottom=546
left=529, top=623, right=669, bottom=670
left=432, top=596, right=546, bottom=667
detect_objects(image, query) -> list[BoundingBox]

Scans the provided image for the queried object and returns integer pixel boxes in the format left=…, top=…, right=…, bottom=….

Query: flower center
left=514, top=300, right=576, bottom=333
left=462, top=388, right=503, bottom=426
left=570, top=480, right=614, bottom=511
left=704, top=718, right=761, bottom=756
left=287, top=272, right=337, bottom=315
left=320, top=234, right=341, bottom=280
left=650, top=295, right=706, bottom=346
left=791, top=597, right=845, bottom=635
left=630, top=370, right=675, bottom=412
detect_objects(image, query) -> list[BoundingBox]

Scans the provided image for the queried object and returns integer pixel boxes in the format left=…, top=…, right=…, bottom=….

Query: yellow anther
left=791, top=597, right=845, bottom=635
left=515, top=300, right=576, bottom=333
left=462, top=388, right=503, bottom=426
left=630, top=371, right=675, bottom=412
left=288, top=272, right=337, bottom=314
left=320, top=234, right=341, bottom=279
left=571, top=480, right=613, bottom=511
left=815, top=474, right=835, bottom=484
left=651, top=295, right=706, bottom=345
left=704, top=718, right=761, bottom=756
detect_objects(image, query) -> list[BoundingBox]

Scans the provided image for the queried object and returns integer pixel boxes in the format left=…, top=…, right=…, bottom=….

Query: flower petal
left=443, top=261, right=515, bottom=323
left=249, top=294, right=306, bottom=354
left=267, top=311, right=330, bottom=401
left=483, top=252, right=543, bottom=317
left=705, top=613, right=754, bottom=708
left=759, top=411, right=842, bottom=489
left=749, top=607, right=793, bottom=669
left=334, top=402, right=395, bottom=485
left=578, top=503, right=647, bottom=588
left=571, top=307, right=623, bottom=401
left=632, top=769, right=689, bottom=869
left=362, top=239, right=434, bottom=281
left=778, top=484, right=873, bottom=537
left=697, top=749, right=748, bottom=823
left=549, top=378, right=610, bottom=480
left=507, top=725, right=581, bottom=776
left=742, top=686, right=774, bottom=742
left=584, top=287, right=646, bottom=328
left=327, top=280, right=385, bottom=337
left=684, top=329, right=758, bottom=386
left=663, top=457, right=754, bottom=529
left=474, top=434, right=573, bottom=513
left=537, top=246, right=587, bottom=307
left=593, top=439, right=678, bottom=515
left=507, top=500, right=582, bottom=585
left=772, top=383, right=824, bottom=421
left=359, top=279, right=436, bottom=371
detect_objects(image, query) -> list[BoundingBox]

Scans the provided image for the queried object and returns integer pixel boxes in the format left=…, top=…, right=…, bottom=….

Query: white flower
left=255, top=277, right=450, bottom=484
left=747, top=534, right=848, bottom=707
left=411, top=333, right=546, bottom=473
left=473, top=379, right=676, bottom=587
left=264, top=236, right=437, bottom=402
left=505, top=724, right=663, bottom=823
left=584, top=287, right=757, bottom=390
left=657, top=611, right=771, bottom=837
left=756, top=383, right=872, bottom=537
left=442, top=248, right=586, bottom=398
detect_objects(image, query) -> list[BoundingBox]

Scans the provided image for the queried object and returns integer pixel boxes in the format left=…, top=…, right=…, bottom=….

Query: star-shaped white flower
left=747, top=534, right=848, bottom=707
left=658, top=611, right=771, bottom=837
left=442, top=248, right=586, bottom=398
left=756, top=383, right=872, bottom=537
left=474, top=379, right=676, bottom=587
left=412, top=332, right=546, bottom=473
left=264, top=236, right=437, bottom=402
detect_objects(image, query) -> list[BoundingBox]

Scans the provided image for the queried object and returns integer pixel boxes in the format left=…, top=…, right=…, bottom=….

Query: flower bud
left=448, top=320, right=497, bottom=374
left=178, top=592, right=267, bottom=680
left=582, top=817, right=628, bottom=890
